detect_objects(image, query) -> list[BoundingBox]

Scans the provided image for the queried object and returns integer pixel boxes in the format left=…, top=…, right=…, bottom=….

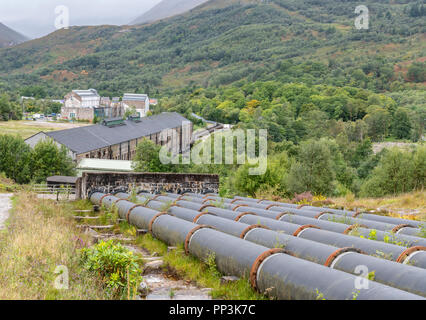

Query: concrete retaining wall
left=79, top=171, right=219, bottom=198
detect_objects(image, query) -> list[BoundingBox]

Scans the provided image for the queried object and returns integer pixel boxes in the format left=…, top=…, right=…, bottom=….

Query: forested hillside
left=0, top=0, right=424, bottom=96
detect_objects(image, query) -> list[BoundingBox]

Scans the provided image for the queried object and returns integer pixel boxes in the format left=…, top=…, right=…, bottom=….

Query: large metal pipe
left=114, top=192, right=426, bottom=296
left=91, top=192, right=424, bottom=299
left=231, top=200, right=424, bottom=236
left=240, top=198, right=425, bottom=229
left=288, top=213, right=426, bottom=247
left=132, top=194, right=426, bottom=269
left=191, top=193, right=425, bottom=231
left=294, top=205, right=426, bottom=228
left=286, top=207, right=425, bottom=231
left=227, top=200, right=425, bottom=240
left=179, top=193, right=425, bottom=230
left=140, top=199, right=426, bottom=296
left=227, top=205, right=426, bottom=248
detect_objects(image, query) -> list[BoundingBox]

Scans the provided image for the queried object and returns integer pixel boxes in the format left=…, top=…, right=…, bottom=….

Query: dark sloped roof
left=46, top=112, right=190, bottom=154
left=46, top=176, right=79, bottom=184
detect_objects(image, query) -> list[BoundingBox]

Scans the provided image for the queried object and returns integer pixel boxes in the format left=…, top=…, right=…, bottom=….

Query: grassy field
left=332, top=191, right=426, bottom=221
left=0, top=192, right=107, bottom=299
left=0, top=120, right=88, bottom=139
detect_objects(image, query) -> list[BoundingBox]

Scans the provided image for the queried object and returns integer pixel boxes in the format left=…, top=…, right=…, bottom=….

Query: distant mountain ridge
left=0, top=23, right=28, bottom=48
left=131, top=0, right=209, bottom=25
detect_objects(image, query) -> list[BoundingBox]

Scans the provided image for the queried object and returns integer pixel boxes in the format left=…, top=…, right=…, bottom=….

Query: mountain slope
left=0, top=0, right=424, bottom=96
left=0, top=23, right=28, bottom=48
left=131, top=0, right=209, bottom=25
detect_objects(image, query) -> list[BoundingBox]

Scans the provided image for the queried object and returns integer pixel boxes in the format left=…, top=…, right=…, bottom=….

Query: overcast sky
left=0, top=0, right=161, bottom=39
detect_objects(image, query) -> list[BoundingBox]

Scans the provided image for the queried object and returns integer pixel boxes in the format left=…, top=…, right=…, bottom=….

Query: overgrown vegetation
left=80, top=240, right=143, bottom=299
left=132, top=132, right=425, bottom=199
left=0, top=136, right=75, bottom=184
left=332, top=190, right=426, bottom=216
left=0, top=193, right=106, bottom=299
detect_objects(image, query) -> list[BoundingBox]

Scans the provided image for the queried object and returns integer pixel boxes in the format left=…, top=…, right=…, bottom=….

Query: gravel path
left=0, top=194, right=13, bottom=230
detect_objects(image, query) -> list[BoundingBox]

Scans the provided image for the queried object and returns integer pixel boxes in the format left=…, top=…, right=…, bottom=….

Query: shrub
left=0, top=135, right=32, bottom=184
left=234, top=152, right=290, bottom=197
left=80, top=240, right=143, bottom=299
left=287, top=140, right=335, bottom=196
left=291, top=192, right=313, bottom=204
left=31, top=139, right=76, bottom=183
left=132, top=138, right=174, bottom=173
left=360, top=147, right=424, bottom=197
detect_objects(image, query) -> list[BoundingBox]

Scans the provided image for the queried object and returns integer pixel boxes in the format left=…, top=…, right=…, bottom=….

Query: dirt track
left=0, top=194, right=12, bottom=230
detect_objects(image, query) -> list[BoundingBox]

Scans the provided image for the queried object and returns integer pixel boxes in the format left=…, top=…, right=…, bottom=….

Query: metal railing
left=31, top=184, right=76, bottom=200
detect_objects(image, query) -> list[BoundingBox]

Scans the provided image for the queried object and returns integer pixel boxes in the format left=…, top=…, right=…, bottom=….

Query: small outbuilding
left=76, top=159, right=134, bottom=176
left=46, top=176, right=79, bottom=188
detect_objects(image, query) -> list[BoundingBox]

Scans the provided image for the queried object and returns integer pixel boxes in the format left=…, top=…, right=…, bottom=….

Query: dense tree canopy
left=0, top=136, right=75, bottom=184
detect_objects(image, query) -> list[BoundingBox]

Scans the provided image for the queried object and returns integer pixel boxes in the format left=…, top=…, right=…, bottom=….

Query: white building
left=64, top=89, right=100, bottom=109
left=122, top=93, right=150, bottom=118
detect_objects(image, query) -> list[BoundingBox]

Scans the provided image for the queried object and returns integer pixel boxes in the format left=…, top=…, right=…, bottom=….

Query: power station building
left=25, top=112, right=193, bottom=162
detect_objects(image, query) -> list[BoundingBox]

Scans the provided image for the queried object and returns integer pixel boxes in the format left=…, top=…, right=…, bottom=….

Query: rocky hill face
left=131, top=0, right=209, bottom=25
left=0, top=22, right=28, bottom=48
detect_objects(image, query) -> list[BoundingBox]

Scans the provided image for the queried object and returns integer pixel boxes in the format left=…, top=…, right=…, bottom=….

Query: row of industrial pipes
left=89, top=191, right=426, bottom=300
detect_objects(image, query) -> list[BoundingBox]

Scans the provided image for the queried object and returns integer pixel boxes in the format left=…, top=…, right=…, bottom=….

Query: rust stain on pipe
left=392, top=224, right=415, bottom=233
left=235, top=212, right=257, bottom=222
left=193, top=212, right=216, bottom=223
left=324, top=247, right=365, bottom=267
left=184, top=225, right=216, bottom=255
left=199, top=204, right=216, bottom=212
left=126, top=204, right=146, bottom=223
left=148, top=212, right=169, bottom=234
left=293, top=225, right=321, bottom=237
left=99, top=194, right=113, bottom=206
left=343, top=224, right=368, bottom=235
left=250, top=248, right=286, bottom=291
left=232, top=204, right=249, bottom=211
left=240, top=224, right=270, bottom=239
left=396, top=246, right=426, bottom=263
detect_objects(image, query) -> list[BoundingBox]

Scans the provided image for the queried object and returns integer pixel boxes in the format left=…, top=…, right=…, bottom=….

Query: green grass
left=0, top=173, right=21, bottom=193
left=0, top=192, right=107, bottom=300
left=0, top=120, right=87, bottom=139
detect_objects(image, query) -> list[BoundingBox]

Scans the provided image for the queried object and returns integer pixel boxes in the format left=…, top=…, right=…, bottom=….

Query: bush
left=0, top=136, right=75, bottom=184
left=360, top=147, right=425, bottom=197
left=291, top=191, right=313, bottom=204
left=287, top=140, right=335, bottom=196
left=132, top=138, right=174, bottom=173
left=31, top=140, right=75, bottom=183
left=233, top=152, right=290, bottom=197
left=0, top=135, right=32, bottom=184
left=407, top=62, right=426, bottom=83
left=80, top=240, right=143, bottom=299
